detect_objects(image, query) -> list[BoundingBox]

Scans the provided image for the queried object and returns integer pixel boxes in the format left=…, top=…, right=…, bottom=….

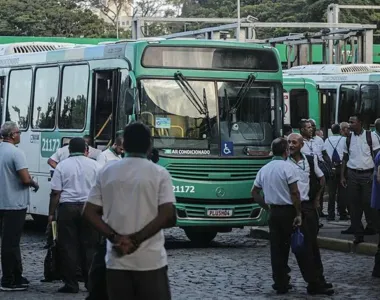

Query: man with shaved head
left=287, top=133, right=334, bottom=296
left=252, top=138, right=302, bottom=295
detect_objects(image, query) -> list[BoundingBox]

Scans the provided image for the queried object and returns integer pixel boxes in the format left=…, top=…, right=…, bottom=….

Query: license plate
left=207, top=209, right=233, bottom=217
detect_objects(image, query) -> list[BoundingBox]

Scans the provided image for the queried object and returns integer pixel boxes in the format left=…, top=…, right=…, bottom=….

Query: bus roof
left=284, top=64, right=380, bottom=75
left=0, top=40, right=278, bottom=69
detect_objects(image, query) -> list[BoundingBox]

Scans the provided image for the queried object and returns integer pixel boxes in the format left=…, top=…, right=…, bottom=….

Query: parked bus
left=0, top=40, right=284, bottom=244
left=283, top=77, right=320, bottom=130
left=284, top=64, right=380, bottom=136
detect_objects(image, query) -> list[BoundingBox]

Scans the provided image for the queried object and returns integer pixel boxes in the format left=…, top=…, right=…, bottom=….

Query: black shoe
left=57, top=285, right=79, bottom=293
left=353, top=236, right=364, bottom=245
left=272, top=283, right=293, bottom=291
left=0, top=283, right=27, bottom=291
left=364, top=227, right=377, bottom=235
left=20, top=277, right=29, bottom=288
left=339, top=215, right=350, bottom=221
left=323, top=282, right=333, bottom=289
left=372, top=271, right=380, bottom=278
left=307, top=285, right=334, bottom=296
left=341, top=227, right=355, bottom=234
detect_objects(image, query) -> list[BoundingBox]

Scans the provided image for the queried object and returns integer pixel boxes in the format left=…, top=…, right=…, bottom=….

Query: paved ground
left=0, top=220, right=379, bottom=299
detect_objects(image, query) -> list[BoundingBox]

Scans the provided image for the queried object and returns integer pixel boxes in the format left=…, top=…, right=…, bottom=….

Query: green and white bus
left=284, top=64, right=380, bottom=136
left=0, top=40, right=284, bottom=244
left=283, top=77, right=320, bottom=129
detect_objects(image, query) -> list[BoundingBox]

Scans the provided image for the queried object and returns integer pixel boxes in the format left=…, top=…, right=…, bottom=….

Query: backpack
left=305, top=154, right=319, bottom=201
left=346, top=131, right=373, bottom=158
left=328, top=137, right=343, bottom=166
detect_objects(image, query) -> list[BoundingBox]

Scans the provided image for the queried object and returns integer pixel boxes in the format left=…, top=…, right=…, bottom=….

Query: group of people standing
left=255, top=113, right=380, bottom=295
left=0, top=120, right=176, bottom=300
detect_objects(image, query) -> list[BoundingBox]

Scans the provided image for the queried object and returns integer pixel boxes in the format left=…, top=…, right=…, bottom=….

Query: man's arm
left=340, top=153, right=349, bottom=188
left=14, top=151, right=39, bottom=191
left=251, top=186, right=269, bottom=210
left=322, top=150, right=332, bottom=165
left=82, top=202, right=116, bottom=238
left=47, top=158, right=58, bottom=169
left=377, top=165, right=380, bottom=184
left=130, top=170, right=176, bottom=245
left=288, top=182, right=301, bottom=217
left=48, top=190, right=61, bottom=223
left=130, top=203, right=176, bottom=245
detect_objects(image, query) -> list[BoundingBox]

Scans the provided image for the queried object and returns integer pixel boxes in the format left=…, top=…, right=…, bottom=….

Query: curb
left=249, top=227, right=377, bottom=256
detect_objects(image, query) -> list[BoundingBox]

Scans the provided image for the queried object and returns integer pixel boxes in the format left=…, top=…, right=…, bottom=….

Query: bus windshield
left=139, top=79, right=280, bottom=156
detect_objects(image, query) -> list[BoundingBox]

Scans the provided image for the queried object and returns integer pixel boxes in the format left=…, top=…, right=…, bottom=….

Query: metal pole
left=237, top=0, right=241, bottom=41
left=116, top=14, right=119, bottom=39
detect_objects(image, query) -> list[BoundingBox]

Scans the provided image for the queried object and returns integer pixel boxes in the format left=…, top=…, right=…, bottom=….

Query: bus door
left=320, top=89, right=337, bottom=137
left=91, top=70, right=119, bottom=150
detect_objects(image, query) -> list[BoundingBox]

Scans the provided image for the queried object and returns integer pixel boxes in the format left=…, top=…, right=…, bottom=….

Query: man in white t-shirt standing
left=83, top=122, right=176, bottom=300
left=252, top=138, right=302, bottom=295
left=96, top=136, right=124, bottom=167
left=49, top=138, right=102, bottom=293
left=324, top=124, right=348, bottom=221
left=341, top=114, right=380, bottom=243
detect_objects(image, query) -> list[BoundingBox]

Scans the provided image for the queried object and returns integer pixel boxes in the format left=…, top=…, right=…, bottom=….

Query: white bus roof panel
left=284, top=64, right=380, bottom=75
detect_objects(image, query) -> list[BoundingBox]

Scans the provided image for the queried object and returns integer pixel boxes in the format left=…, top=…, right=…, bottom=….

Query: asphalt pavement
left=0, top=220, right=379, bottom=299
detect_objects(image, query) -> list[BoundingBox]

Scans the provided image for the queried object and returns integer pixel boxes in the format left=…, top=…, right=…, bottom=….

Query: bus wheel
left=31, top=214, right=48, bottom=228
left=184, top=228, right=217, bottom=246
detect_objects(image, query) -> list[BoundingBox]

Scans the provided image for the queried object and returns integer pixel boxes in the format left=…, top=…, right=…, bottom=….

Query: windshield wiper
left=174, top=72, right=208, bottom=115
left=174, top=72, right=212, bottom=136
left=224, top=88, right=232, bottom=138
left=229, top=74, right=256, bottom=115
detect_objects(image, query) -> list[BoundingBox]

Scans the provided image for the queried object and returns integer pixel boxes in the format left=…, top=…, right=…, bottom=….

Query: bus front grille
left=166, top=163, right=262, bottom=181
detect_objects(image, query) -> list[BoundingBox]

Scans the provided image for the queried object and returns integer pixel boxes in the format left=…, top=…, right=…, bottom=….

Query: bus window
left=360, top=85, right=380, bottom=129
left=58, top=65, right=89, bottom=130
left=320, top=89, right=336, bottom=133
left=289, top=89, right=308, bottom=128
left=338, top=85, right=359, bottom=124
left=6, top=69, right=32, bottom=129
left=32, top=67, right=59, bottom=129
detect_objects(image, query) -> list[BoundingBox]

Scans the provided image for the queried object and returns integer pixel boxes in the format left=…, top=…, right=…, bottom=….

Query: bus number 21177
left=173, top=186, right=195, bottom=193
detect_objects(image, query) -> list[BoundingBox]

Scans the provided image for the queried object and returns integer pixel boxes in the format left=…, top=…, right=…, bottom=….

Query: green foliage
left=179, top=0, right=380, bottom=38
left=0, top=0, right=107, bottom=37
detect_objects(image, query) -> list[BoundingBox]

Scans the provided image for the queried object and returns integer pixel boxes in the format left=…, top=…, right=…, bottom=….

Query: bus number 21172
left=173, top=186, right=195, bottom=193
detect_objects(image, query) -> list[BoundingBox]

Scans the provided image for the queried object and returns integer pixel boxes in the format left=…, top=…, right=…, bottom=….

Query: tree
left=0, top=0, right=107, bottom=37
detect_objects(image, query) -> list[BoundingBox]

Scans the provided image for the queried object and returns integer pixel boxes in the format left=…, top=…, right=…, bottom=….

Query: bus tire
left=184, top=228, right=217, bottom=246
left=31, top=214, right=48, bottom=228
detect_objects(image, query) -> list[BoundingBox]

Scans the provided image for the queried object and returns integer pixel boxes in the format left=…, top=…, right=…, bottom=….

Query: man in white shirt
left=324, top=124, right=348, bottom=221
left=251, top=138, right=301, bottom=295
left=83, top=122, right=176, bottom=300
left=48, top=135, right=101, bottom=170
left=97, top=136, right=124, bottom=167
left=341, top=113, right=380, bottom=243
left=49, top=138, right=102, bottom=294
left=287, top=133, right=333, bottom=296
left=300, top=119, right=332, bottom=216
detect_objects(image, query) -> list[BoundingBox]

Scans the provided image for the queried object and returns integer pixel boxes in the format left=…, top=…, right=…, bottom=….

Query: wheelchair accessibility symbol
left=221, top=141, right=233, bottom=156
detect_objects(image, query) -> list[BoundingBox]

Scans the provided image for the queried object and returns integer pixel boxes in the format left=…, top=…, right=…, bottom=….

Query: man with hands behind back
left=83, top=122, right=176, bottom=300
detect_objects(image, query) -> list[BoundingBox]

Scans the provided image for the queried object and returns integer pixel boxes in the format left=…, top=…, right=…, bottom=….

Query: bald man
left=287, top=134, right=334, bottom=296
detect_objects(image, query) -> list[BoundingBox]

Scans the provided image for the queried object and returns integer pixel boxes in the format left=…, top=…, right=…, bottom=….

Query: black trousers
left=86, top=238, right=107, bottom=300
left=107, top=266, right=171, bottom=300
left=347, top=169, right=377, bottom=237
left=0, top=209, right=26, bottom=285
left=57, top=203, right=99, bottom=291
left=373, top=211, right=380, bottom=274
left=268, top=205, right=295, bottom=287
left=328, top=166, right=348, bottom=217
left=269, top=203, right=326, bottom=288
left=295, top=201, right=326, bottom=286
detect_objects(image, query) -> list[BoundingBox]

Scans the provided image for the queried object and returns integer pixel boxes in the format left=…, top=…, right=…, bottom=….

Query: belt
left=348, top=168, right=374, bottom=174
left=270, top=204, right=294, bottom=208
